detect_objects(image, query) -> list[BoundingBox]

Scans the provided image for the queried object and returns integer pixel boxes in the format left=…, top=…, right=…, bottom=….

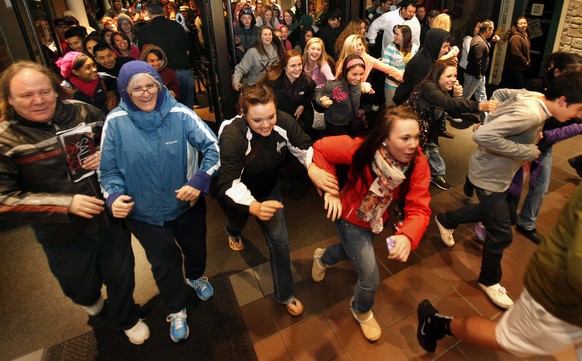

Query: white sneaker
left=124, top=320, right=150, bottom=345
left=435, top=216, right=455, bottom=247
left=312, top=248, right=328, bottom=282
left=479, top=283, right=514, bottom=309
left=82, top=295, right=104, bottom=316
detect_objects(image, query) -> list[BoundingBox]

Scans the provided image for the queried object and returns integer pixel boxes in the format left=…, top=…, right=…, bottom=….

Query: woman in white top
left=458, top=19, right=481, bottom=86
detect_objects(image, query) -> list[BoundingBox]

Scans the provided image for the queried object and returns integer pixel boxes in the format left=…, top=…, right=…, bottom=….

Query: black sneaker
left=417, top=300, right=445, bottom=353
left=431, top=176, right=452, bottom=191
left=515, top=224, right=545, bottom=245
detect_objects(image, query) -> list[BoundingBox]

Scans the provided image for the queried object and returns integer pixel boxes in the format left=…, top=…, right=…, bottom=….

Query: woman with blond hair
left=336, top=35, right=403, bottom=83
left=334, top=19, right=367, bottom=58
left=302, top=37, right=335, bottom=86
left=431, top=13, right=452, bottom=32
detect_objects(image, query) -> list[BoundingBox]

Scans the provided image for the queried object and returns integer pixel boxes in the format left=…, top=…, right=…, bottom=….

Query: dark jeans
left=218, top=182, right=295, bottom=304
left=129, top=198, right=207, bottom=313
left=38, top=223, right=140, bottom=330
left=174, top=68, right=195, bottom=110
left=438, top=187, right=515, bottom=286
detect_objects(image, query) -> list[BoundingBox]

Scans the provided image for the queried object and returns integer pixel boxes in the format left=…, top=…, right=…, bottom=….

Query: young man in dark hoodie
left=393, top=28, right=451, bottom=105
left=234, top=8, right=259, bottom=64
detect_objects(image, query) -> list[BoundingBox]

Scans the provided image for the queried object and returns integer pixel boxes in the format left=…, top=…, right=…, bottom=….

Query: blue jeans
left=517, top=147, right=552, bottom=230
left=463, top=74, right=487, bottom=121
left=321, top=219, right=379, bottom=313
left=438, top=187, right=514, bottom=286
left=174, top=68, right=195, bottom=110
left=463, top=74, right=487, bottom=103
left=38, top=223, right=140, bottom=330
left=221, top=183, right=295, bottom=304
left=129, top=198, right=208, bottom=313
left=423, top=142, right=446, bottom=177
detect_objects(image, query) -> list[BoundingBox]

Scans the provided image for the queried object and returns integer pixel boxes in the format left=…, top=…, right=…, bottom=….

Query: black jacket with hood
left=234, top=10, right=259, bottom=53
left=393, top=28, right=450, bottom=105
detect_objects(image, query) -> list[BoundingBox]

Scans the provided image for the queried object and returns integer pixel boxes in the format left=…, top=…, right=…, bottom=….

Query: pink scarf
left=356, top=148, right=407, bottom=234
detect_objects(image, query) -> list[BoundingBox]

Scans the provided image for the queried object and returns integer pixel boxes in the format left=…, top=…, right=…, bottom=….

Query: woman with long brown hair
left=309, top=106, right=431, bottom=342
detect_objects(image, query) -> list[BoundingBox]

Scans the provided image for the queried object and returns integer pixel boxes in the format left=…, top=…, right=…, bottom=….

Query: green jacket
left=524, top=183, right=582, bottom=327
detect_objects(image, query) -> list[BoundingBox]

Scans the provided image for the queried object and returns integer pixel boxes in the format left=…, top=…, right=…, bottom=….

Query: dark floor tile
left=393, top=260, right=453, bottom=303
left=254, top=334, right=292, bottom=361
left=280, top=314, right=344, bottom=361
left=373, top=277, right=417, bottom=328
left=441, top=346, right=472, bottom=360
left=503, top=233, right=538, bottom=270
left=346, top=336, right=411, bottom=361
left=240, top=297, right=279, bottom=344
left=422, top=243, right=482, bottom=290
left=376, top=242, right=423, bottom=276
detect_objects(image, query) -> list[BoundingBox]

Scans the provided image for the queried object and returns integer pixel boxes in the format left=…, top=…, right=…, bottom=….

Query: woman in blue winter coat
left=99, top=61, right=220, bottom=343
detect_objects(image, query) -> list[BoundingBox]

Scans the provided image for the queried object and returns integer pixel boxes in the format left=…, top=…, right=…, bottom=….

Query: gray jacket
left=232, top=46, right=279, bottom=86
left=468, top=89, right=550, bottom=192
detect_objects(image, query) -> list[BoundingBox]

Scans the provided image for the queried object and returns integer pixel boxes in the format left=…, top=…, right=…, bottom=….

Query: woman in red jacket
left=309, top=106, right=431, bottom=342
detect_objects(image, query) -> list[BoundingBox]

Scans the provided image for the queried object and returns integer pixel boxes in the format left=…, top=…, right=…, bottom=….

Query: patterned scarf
left=356, top=148, right=407, bottom=234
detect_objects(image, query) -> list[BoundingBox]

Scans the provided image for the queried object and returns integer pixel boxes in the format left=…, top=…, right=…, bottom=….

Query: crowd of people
left=1, top=0, right=582, bottom=358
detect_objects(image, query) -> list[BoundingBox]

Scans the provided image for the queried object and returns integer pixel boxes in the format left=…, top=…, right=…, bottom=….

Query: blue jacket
left=99, top=61, right=220, bottom=226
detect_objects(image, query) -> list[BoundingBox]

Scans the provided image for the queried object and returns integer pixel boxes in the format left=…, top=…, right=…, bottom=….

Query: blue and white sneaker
left=166, top=308, right=189, bottom=342
left=187, top=276, right=214, bottom=301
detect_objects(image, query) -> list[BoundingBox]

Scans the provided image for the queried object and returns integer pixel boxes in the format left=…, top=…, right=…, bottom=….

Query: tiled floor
left=227, top=136, right=581, bottom=361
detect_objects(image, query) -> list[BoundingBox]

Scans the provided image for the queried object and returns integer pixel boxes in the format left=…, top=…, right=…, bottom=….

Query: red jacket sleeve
left=312, top=135, right=363, bottom=176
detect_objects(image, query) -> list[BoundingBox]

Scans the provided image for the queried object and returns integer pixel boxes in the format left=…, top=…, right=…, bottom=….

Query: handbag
left=312, top=110, right=326, bottom=130
left=402, top=89, right=432, bottom=147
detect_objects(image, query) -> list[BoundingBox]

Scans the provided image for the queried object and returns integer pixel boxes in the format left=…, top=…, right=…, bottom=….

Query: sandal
left=228, top=235, right=244, bottom=251
left=286, top=298, right=304, bottom=317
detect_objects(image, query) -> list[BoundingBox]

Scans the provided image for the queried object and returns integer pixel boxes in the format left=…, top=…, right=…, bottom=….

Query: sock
left=428, top=313, right=454, bottom=336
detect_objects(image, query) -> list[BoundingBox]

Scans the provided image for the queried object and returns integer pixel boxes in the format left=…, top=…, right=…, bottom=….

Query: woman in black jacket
left=415, top=59, right=497, bottom=190
left=259, top=49, right=317, bottom=138
left=393, top=28, right=452, bottom=105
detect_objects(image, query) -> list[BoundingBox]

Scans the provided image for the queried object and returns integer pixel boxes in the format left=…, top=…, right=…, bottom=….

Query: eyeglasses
left=128, top=83, right=160, bottom=96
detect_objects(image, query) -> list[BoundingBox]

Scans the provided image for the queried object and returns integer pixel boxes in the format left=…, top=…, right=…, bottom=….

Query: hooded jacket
left=233, top=10, right=259, bottom=52
left=393, top=28, right=450, bottom=105
left=504, top=28, right=530, bottom=72
left=99, top=61, right=220, bottom=226
left=140, top=45, right=181, bottom=99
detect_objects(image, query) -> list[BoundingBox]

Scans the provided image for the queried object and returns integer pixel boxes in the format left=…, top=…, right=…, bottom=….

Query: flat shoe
left=286, top=299, right=304, bottom=317
left=228, top=235, right=244, bottom=251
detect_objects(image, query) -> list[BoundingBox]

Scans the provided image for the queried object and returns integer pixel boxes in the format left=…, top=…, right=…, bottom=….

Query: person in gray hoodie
left=232, top=25, right=282, bottom=90
left=433, top=71, right=582, bottom=311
